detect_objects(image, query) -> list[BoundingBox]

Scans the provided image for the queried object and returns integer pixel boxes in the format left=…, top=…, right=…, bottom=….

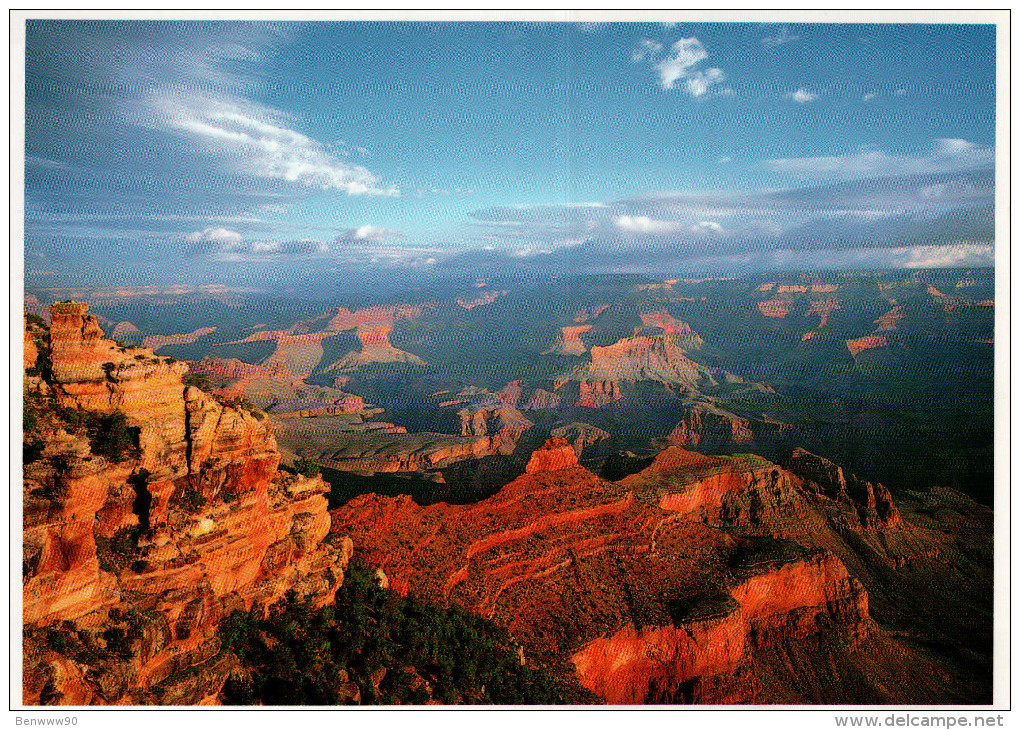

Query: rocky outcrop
left=571, top=552, right=869, bottom=704
left=559, top=332, right=730, bottom=409
left=846, top=335, right=889, bottom=357
left=576, top=379, right=623, bottom=408
left=312, top=432, right=496, bottom=473
left=637, top=309, right=704, bottom=350
left=323, top=305, right=427, bottom=370
left=141, top=327, right=216, bottom=352
left=543, top=325, right=592, bottom=356
left=669, top=405, right=754, bottom=450
left=787, top=448, right=901, bottom=529
left=23, top=304, right=351, bottom=705
left=329, top=444, right=954, bottom=704
left=583, top=335, right=703, bottom=386
left=457, top=396, right=533, bottom=456
left=524, top=438, right=578, bottom=473
left=550, top=422, right=611, bottom=458
left=757, top=300, right=790, bottom=318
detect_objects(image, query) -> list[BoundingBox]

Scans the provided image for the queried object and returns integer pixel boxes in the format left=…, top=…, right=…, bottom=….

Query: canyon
left=21, top=269, right=995, bottom=706
left=331, top=440, right=991, bottom=704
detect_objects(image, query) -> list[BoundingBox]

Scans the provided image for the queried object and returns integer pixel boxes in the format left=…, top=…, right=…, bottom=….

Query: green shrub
left=219, top=558, right=578, bottom=706
left=95, top=526, right=143, bottom=575
left=183, top=373, right=214, bottom=392
left=89, top=413, right=139, bottom=463
left=178, top=486, right=207, bottom=514
left=25, top=312, right=47, bottom=329
left=293, top=459, right=321, bottom=478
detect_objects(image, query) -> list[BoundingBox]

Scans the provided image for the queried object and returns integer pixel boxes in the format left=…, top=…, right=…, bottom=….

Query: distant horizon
left=24, top=265, right=996, bottom=307
left=22, top=16, right=997, bottom=291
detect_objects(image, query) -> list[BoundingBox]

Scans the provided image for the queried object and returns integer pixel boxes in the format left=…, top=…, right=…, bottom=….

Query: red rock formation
left=315, top=433, right=495, bottom=473
left=23, top=304, right=351, bottom=705
left=805, top=299, right=839, bottom=328
left=757, top=300, right=791, bottom=318
left=544, top=325, right=592, bottom=356
left=577, top=379, right=623, bottom=408
left=571, top=552, right=869, bottom=704
left=141, top=327, right=216, bottom=352
left=550, top=422, right=611, bottom=457
left=846, top=335, right=889, bottom=357
left=669, top=405, right=753, bottom=450
left=571, top=609, right=748, bottom=704
left=24, top=318, right=40, bottom=371
left=188, top=357, right=290, bottom=381
left=562, top=334, right=709, bottom=407
left=875, top=305, right=904, bottom=332
left=457, top=399, right=533, bottom=456
left=525, top=438, right=579, bottom=473
left=525, top=388, right=561, bottom=410
left=329, top=445, right=919, bottom=704
left=637, top=309, right=704, bottom=349
left=787, top=448, right=900, bottom=529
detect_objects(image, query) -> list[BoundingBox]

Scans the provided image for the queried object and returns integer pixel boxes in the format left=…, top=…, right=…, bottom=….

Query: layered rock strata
left=23, top=305, right=351, bottom=705
left=330, top=441, right=962, bottom=704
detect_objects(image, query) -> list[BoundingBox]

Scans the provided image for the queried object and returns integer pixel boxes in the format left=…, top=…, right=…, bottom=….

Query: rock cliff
left=22, top=305, right=351, bottom=705
left=330, top=441, right=983, bottom=704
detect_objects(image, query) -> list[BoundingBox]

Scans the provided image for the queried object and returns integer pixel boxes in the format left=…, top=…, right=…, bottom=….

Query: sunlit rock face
left=23, top=304, right=351, bottom=705
left=331, top=440, right=959, bottom=704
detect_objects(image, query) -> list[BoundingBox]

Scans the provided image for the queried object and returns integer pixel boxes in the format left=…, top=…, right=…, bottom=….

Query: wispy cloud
left=147, top=94, right=398, bottom=196
left=765, top=138, right=993, bottom=179
left=335, top=225, right=406, bottom=244
left=462, top=164, right=994, bottom=273
left=632, top=36, right=729, bottom=97
left=895, top=243, right=993, bottom=268
left=631, top=38, right=663, bottom=63
left=762, top=26, right=800, bottom=48
left=785, top=88, right=817, bottom=103
left=212, top=238, right=330, bottom=261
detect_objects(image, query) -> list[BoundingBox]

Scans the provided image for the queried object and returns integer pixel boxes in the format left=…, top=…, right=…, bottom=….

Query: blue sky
left=23, top=19, right=997, bottom=288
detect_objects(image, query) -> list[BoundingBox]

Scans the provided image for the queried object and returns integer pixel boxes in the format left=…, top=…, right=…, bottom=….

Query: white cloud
left=765, top=139, right=994, bottom=179
left=863, top=92, right=876, bottom=102
left=895, top=243, right=994, bottom=268
left=186, top=226, right=242, bottom=244
left=762, top=27, right=799, bottom=48
left=895, top=88, right=908, bottom=96
left=685, top=68, right=727, bottom=98
left=690, top=220, right=724, bottom=234
left=615, top=215, right=686, bottom=234
left=632, top=38, right=663, bottom=63
left=656, top=38, right=726, bottom=96
left=214, top=239, right=330, bottom=261
left=633, top=37, right=728, bottom=97
left=148, top=94, right=398, bottom=197
left=338, top=224, right=405, bottom=243
left=786, top=88, right=817, bottom=103
left=718, top=156, right=732, bottom=164
left=935, top=138, right=981, bottom=157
